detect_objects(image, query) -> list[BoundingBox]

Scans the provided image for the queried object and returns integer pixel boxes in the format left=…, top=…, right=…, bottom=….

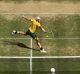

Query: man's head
left=36, top=16, right=41, bottom=22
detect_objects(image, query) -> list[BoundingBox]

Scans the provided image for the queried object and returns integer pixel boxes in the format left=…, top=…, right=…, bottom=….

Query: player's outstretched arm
left=22, top=15, right=31, bottom=21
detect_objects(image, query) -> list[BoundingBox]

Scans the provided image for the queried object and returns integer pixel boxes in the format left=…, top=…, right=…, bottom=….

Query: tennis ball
left=46, top=35, right=49, bottom=37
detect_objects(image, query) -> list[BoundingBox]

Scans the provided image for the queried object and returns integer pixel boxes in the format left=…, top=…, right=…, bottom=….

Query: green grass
left=0, top=14, right=80, bottom=38
left=33, top=39, right=80, bottom=56
left=0, top=0, right=80, bottom=3
left=33, top=58, right=80, bottom=74
left=0, top=58, right=30, bottom=74
left=0, top=39, right=30, bottom=56
left=0, top=14, right=80, bottom=56
left=0, top=58, right=80, bottom=74
left=0, top=14, right=80, bottom=74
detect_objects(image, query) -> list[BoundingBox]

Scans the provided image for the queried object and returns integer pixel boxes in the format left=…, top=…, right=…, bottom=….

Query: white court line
left=0, top=38, right=80, bottom=39
left=0, top=38, right=53, bottom=39
left=30, top=38, right=33, bottom=74
left=0, top=56, right=80, bottom=58
left=0, top=38, right=31, bottom=39
left=31, top=56, right=80, bottom=59
left=0, top=13, right=80, bottom=14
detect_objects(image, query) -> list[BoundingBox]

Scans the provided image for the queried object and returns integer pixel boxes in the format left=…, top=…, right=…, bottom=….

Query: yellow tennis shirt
left=29, top=19, right=41, bottom=33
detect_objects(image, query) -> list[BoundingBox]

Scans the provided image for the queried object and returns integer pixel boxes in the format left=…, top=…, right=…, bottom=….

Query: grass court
left=0, top=13, right=80, bottom=74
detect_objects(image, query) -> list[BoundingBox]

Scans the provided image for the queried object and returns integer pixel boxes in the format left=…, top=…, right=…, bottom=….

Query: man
left=12, top=16, right=47, bottom=53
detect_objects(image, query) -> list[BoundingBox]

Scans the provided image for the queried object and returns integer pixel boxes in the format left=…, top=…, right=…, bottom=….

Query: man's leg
left=29, top=32, right=46, bottom=53
left=17, top=31, right=26, bottom=35
left=12, top=30, right=26, bottom=35
left=35, top=39, right=46, bottom=53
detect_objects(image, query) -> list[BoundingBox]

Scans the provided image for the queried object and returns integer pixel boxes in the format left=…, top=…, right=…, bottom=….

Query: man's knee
left=35, top=37, right=39, bottom=41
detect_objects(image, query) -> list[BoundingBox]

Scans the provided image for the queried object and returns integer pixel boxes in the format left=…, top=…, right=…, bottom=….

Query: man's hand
left=22, top=15, right=25, bottom=18
left=19, top=15, right=25, bottom=20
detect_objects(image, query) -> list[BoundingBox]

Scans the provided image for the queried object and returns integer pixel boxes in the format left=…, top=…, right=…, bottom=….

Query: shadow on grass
left=2, top=40, right=39, bottom=51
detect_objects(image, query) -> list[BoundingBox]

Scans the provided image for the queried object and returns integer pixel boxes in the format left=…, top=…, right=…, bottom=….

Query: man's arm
left=22, top=15, right=31, bottom=21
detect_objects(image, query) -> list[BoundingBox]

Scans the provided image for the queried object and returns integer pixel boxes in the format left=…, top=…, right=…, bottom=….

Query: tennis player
left=12, top=16, right=47, bottom=53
